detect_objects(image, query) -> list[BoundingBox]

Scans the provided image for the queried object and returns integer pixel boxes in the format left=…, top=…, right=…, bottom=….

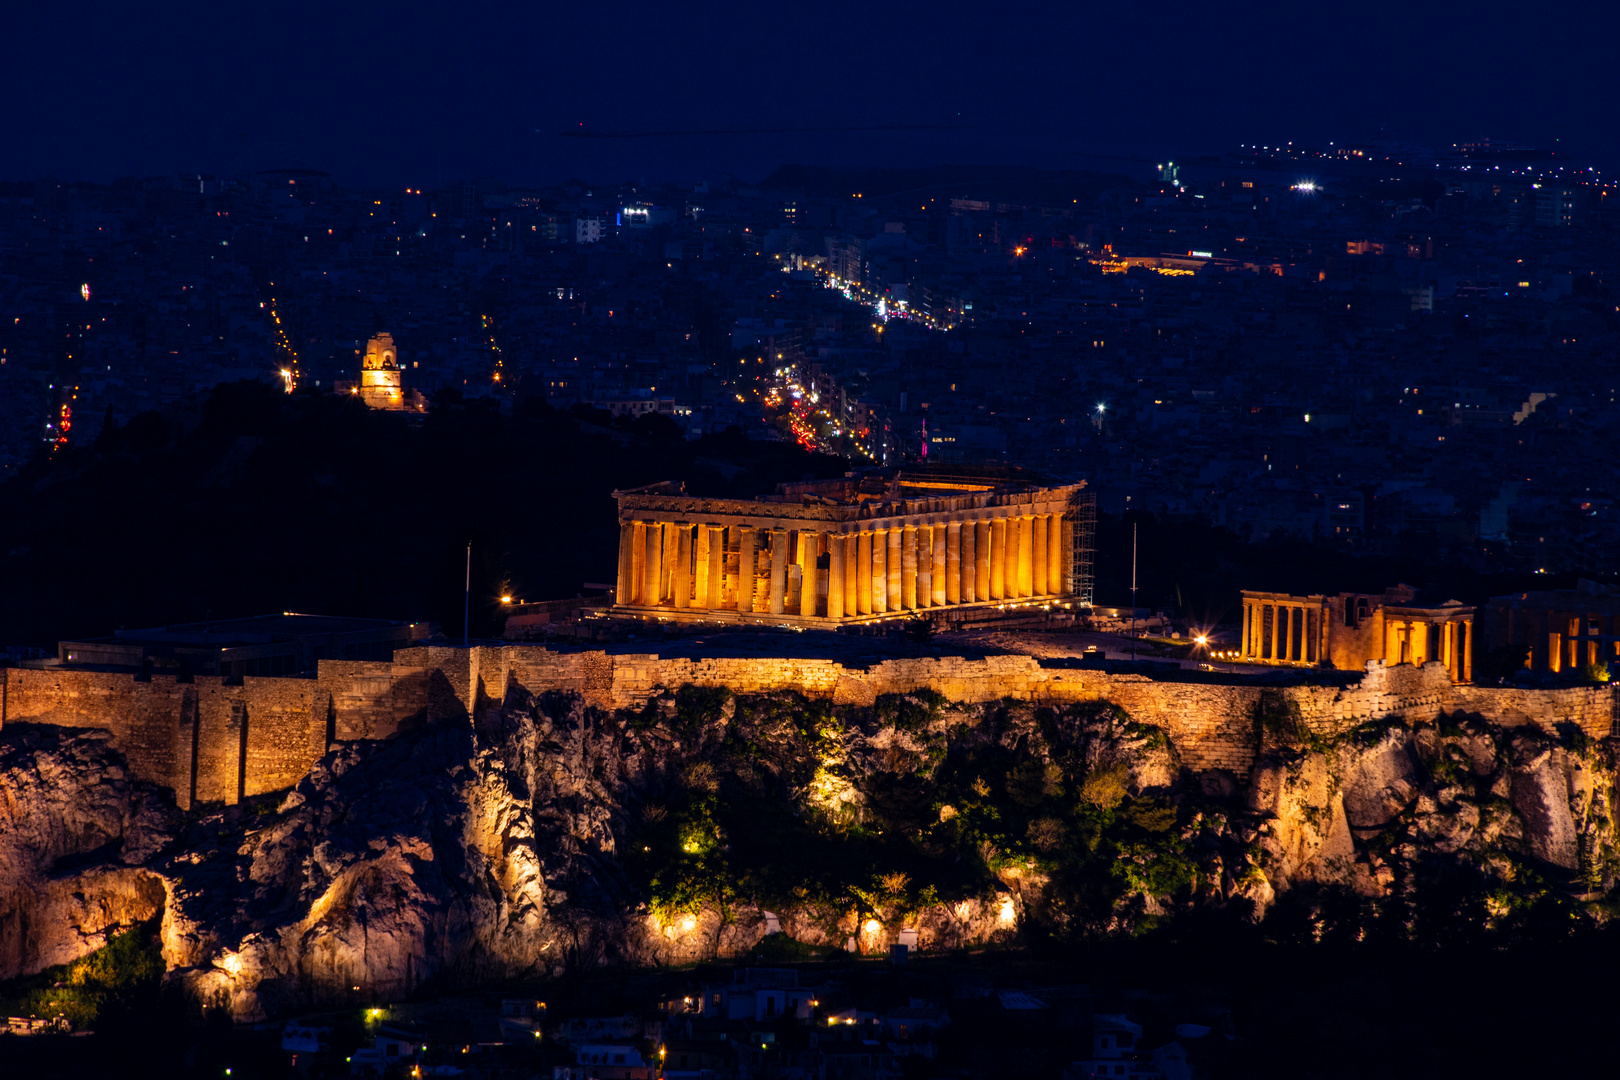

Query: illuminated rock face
left=358, top=332, right=405, bottom=410
left=0, top=726, right=176, bottom=976
left=5, top=686, right=1620, bottom=1020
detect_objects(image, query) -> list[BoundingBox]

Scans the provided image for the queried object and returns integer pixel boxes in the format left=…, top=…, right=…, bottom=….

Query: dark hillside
left=0, top=382, right=846, bottom=649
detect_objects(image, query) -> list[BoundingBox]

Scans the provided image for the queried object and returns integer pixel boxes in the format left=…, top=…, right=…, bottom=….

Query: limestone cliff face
left=2, top=691, right=1616, bottom=1020
left=1245, top=718, right=1620, bottom=912
left=0, top=726, right=176, bottom=976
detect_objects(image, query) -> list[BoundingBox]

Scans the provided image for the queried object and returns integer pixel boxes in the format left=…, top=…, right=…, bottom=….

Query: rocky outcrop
left=1239, top=717, right=1620, bottom=913
left=4, top=691, right=1617, bottom=1020
left=0, top=725, right=178, bottom=976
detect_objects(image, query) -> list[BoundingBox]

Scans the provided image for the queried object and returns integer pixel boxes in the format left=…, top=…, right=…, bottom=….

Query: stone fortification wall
left=5, top=646, right=1613, bottom=802
left=0, top=669, right=333, bottom=808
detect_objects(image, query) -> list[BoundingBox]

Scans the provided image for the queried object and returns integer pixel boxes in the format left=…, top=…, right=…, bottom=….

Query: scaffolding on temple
left=1068, top=487, right=1097, bottom=607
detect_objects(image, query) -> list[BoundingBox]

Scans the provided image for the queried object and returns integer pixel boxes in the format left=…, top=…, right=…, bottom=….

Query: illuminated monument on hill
left=610, top=469, right=1095, bottom=625
left=349, top=332, right=425, bottom=411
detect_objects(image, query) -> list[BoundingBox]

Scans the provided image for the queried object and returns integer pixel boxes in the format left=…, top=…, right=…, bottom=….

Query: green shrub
left=1080, top=763, right=1129, bottom=810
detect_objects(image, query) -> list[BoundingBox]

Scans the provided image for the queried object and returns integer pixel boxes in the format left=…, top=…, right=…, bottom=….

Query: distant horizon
left=2, top=130, right=1606, bottom=193
left=6, top=0, right=1615, bottom=187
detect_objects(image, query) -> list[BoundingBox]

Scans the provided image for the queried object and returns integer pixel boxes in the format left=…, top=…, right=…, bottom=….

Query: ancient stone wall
left=5, top=648, right=1614, bottom=802
left=1, top=669, right=329, bottom=808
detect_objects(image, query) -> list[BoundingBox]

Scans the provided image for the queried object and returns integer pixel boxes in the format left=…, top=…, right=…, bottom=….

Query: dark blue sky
left=4, top=0, right=1613, bottom=186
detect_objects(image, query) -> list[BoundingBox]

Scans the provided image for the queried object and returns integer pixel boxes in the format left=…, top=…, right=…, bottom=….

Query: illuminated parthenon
left=1240, top=585, right=1474, bottom=683
left=612, top=470, right=1091, bottom=624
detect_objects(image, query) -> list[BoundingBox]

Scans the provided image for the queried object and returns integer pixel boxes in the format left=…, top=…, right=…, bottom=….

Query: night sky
left=4, top=1, right=1615, bottom=185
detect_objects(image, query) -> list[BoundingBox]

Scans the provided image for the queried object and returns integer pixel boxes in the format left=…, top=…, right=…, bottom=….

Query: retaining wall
left=4, top=646, right=1612, bottom=802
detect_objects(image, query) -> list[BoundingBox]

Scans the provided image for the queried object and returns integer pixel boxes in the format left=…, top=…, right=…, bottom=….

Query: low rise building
left=57, top=612, right=434, bottom=677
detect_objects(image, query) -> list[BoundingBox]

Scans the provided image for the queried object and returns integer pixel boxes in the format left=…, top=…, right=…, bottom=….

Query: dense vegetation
left=618, top=688, right=1210, bottom=939
left=610, top=687, right=1611, bottom=951
left=0, top=922, right=163, bottom=1031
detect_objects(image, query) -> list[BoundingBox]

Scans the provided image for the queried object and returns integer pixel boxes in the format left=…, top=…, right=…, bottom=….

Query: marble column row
left=1241, top=599, right=1318, bottom=663
left=617, top=512, right=1067, bottom=619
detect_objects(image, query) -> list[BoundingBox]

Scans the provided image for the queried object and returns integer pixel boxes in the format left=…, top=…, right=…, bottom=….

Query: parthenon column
left=643, top=523, right=662, bottom=607
left=843, top=531, right=859, bottom=613
left=827, top=534, right=846, bottom=619
left=901, top=525, right=918, bottom=610
left=673, top=526, right=692, bottom=610
left=631, top=522, right=647, bottom=605
left=932, top=524, right=947, bottom=606
left=872, top=528, right=888, bottom=614
left=856, top=531, right=872, bottom=616
left=1032, top=514, right=1048, bottom=596
left=1241, top=601, right=1252, bottom=657
left=975, top=521, right=990, bottom=601
left=1461, top=619, right=1472, bottom=681
left=798, top=531, right=819, bottom=617
left=737, top=529, right=758, bottom=613
left=915, top=526, right=932, bottom=609
left=1006, top=516, right=1022, bottom=599
left=694, top=526, right=710, bottom=608
left=961, top=520, right=977, bottom=603
left=706, top=526, right=725, bottom=610
left=1047, top=513, right=1063, bottom=595
left=768, top=530, right=788, bottom=615
left=1017, top=516, right=1034, bottom=599
left=946, top=522, right=962, bottom=604
left=989, top=519, right=1006, bottom=600
left=660, top=524, right=676, bottom=602
left=1004, top=516, right=1017, bottom=599
left=617, top=523, right=635, bottom=605
left=886, top=529, right=902, bottom=611
left=1269, top=603, right=1280, bottom=661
